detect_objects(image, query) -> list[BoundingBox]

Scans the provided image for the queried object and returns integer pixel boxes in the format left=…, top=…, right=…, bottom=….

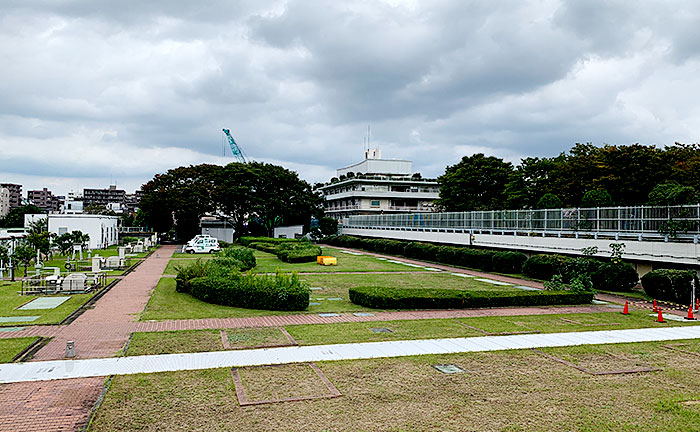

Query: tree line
left=437, top=142, right=700, bottom=211
left=139, top=162, right=323, bottom=240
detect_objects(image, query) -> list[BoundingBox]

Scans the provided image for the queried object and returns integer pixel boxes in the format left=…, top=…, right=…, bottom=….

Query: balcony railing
left=342, top=204, right=700, bottom=240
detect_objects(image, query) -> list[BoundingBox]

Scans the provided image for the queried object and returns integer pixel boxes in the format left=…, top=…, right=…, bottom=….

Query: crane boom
left=222, top=128, right=247, bottom=163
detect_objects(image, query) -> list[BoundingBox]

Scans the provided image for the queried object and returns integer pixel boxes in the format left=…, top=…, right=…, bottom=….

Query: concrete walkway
left=2, top=324, right=700, bottom=384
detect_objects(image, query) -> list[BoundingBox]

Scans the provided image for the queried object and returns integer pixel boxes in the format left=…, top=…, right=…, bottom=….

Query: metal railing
left=342, top=204, right=700, bottom=240
left=119, top=227, right=150, bottom=233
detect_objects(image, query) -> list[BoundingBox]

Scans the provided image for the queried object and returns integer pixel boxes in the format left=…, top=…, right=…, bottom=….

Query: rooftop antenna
left=367, top=124, right=371, bottom=148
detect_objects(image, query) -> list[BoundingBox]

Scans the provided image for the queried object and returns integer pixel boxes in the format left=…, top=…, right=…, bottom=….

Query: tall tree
left=437, top=153, right=513, bottom=211
left=0, top=205, right=44, bottom=228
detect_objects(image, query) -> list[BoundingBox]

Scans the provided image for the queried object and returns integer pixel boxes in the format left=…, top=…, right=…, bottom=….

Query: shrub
left=590, top=262, right=639, bottom=292
left=188, top=271, right=309, bottom=310
left=641, top=269, right=699, bottom=303
left=121, top=236, right=139, bottom=244
left=248, top=242, right=278, bottom=254
left=349, top=286, right=593, bottom=309
left=522, top=254, right=573, bottom=280
left=217, top=246, right=256, bottom=270
left=276, top=242, right=321, bottom=263
left=240, top=236, right=300, bottom=247
left=561, top=257, right=602, bottom=282
left=492, top=251, right=528, bottom=273
left=174, top=259, right=212, bottom=293
left=453, top=248, right=495, bottom=271
left=403, top=242, right=439, bottom=261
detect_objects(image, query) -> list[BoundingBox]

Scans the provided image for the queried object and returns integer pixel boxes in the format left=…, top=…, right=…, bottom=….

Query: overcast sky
left=1, top=0, right=699, bottom=196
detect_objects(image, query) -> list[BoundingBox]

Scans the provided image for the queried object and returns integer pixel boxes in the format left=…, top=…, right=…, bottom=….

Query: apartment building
left=318, top=148, right=440, bottom=219
left=82, top=185, right=126, bottom=207
left=0, top=183, right=22, bottom=209
left=27, top=188, right=62, bottom=212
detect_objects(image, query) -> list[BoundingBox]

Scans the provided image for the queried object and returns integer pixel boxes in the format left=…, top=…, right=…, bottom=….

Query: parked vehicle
left=184, top=236, right=220, bottom=254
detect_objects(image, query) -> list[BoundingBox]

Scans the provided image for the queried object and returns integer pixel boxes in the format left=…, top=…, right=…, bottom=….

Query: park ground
left=1, top=245, right=699, bottom=431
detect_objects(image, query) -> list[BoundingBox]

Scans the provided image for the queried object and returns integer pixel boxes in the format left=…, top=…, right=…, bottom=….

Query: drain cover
left=433, top=364, right=466, bottom=374
left=353, top=312, right=375, bottom=317
left=370, top=327, right=393, bottom=333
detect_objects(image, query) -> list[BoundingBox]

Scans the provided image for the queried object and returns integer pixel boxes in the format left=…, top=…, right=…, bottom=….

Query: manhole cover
left=433, top=364, right=466, bottom=374
left=319, top=313, right=339, bottom=317
left=353, top=312, right=375, bottom=317
left=370, top=327, right=393, bottom=333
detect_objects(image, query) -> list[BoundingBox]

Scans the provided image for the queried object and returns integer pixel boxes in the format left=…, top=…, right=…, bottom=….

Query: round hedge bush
left=522, top=254, right=573, bottom=280
left=590, top=262, right=639, bottom=292
left=641, top=269, right=699, bottom=303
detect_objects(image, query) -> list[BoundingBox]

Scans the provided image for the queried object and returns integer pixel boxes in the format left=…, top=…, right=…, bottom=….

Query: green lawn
left=141, top=271, right=526, bottom=321
left=0, top=337, right=39, bottom=362
left=0, top=280, right=108, bottom=325
left=90, top=339, right=700, bottom=431
left=127, top=311, right=700, bottom=354
left=163, top=257, right=214, bottom=275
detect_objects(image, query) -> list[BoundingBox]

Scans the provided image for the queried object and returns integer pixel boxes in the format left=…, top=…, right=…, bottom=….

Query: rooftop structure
left=318, top=148, right=439, bottom=219
left=82, top=185, right=126, bottom=207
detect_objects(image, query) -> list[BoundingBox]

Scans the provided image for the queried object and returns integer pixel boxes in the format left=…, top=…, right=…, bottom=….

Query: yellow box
left=320, top=256, right=337, bottom=266
left=317, top=255, right=331, bottom=264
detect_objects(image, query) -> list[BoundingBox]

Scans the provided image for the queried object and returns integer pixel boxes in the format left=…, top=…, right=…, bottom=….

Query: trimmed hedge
left=247, top=238, right=320, bottom=263
left=492, top=251, right=528, bottom=273
left=349, top=286, right=594, bottom=310
left=217, top=246, right=256, bottom=270
left=240, top=236, right=300, bottom=247
left=189, top=272, right=310, bottom=311
left=641, top=269, right=700, bottom=303
left=522, top=254, right=573, bottom=280
left=590, top=262, right=639, bottom=292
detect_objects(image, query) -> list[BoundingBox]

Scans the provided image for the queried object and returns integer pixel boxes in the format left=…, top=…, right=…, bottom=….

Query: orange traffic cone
left=652, top=299, right=658, bottom=312
left=686, top=304, right=696, bottom=320
left=657, top=308, right=665, bottom=323
left=696, top=298, right=699, bottom=311
left=621, top=301, right=629, bottom=315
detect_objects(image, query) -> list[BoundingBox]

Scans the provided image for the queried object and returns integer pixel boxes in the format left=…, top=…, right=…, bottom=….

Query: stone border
left=231, top=362, right=341, bottom=406
left=11, top=337, right=50, bottom=362
left=662, top=343, right=700, bottom=357
left=531, top=348, right=661, bottom=375
left=220, top=327, right=298, bottom=350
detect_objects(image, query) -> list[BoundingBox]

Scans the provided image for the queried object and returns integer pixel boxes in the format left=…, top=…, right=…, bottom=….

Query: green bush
left=561, top=257, right=602, bottom=282
left=217, top=246, right=256, bottom=270
left=248, top=242, right=278, bottom=254
left=590, top=262, right=639, bottom=292
left=174, top=259, right=209, bottom=293
left=641, top=269, right=699, bottom=303
left=188, top=272, right=309, bottom=311
left=522, top=254, right=573, bottom=280
left=349, top=286, right=593, bottom=309
left=276, top=242, right=321, bottom=263
left=240, top=236, right=300, bottom=247
left=492, top=251, right=528, bottom=273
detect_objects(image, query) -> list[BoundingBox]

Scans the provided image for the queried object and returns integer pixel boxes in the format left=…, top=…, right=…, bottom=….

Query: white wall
left=274, top=225, right=304, bottom=239
left=48, top=215, right=119, bottom=249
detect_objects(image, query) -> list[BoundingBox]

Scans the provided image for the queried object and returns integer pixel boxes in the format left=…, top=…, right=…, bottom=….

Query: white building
left=318, top=148, right=440, bottom=219
left=25, top=214, right=119, bottom=249
left=0, top=188, right=10, bottom=218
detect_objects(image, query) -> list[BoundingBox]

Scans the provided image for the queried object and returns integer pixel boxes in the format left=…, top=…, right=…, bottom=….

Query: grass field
left=0, top=337, right=39, bottom=362
left=141, top=271, right=527, bottom=321
left=89, top=339, right=700, bottom=431
left=0, top=281, right=103, bottom=325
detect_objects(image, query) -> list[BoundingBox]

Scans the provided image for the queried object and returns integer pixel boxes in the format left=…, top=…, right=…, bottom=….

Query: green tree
left=537, top=193, right=563, bottom=209
left=0, top=205, right=43, bottom=228
left=581, top=189, right=614, bottom=208
left=53, top=233, right=75, bottom=257
left=504, top=157, right=558, bottom=209
left=13, top=244, right=35, bottom=277
left=437, top=153, right=513, bottom=211
left=647, top=182, right=698, bottom=206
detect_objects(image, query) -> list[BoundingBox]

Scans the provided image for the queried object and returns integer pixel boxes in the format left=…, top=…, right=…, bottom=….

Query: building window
left=58, top=227, right=68, bottom=235
left=370, top=200, right=380, bottom=208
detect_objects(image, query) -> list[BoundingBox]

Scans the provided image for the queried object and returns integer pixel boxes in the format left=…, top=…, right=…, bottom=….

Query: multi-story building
left=82, top=185, right=126, bottom=207
left=0, top=183, right=22, bottom=209
left=27, top=188, right=62, bottom=213
left=0, top=188, right=10, bottom=218
left=318, top=148, right=440, bottom=219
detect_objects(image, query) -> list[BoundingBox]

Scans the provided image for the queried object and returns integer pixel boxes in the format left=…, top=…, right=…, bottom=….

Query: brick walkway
left=0, top=246, right=175, bottom=432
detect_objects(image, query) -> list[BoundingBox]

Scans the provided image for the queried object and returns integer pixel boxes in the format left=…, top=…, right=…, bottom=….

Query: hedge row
left=175, top=257, right=243, bottom=293
left=641, top=269, right=700, bottom=304
left=247, top=240, right=320, bottom=263
left=349, top=286, right=594, bottom=310
left=189, top=272, right=310, bottom=311
left=217, top=246, right=256, bottom=270
left=324, top=235, right=526, bottom=273
left=240, top=236, right=300, bottom=247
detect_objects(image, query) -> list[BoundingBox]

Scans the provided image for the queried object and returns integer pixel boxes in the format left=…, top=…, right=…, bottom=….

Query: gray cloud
left=0, top=0, right=699, bottom=196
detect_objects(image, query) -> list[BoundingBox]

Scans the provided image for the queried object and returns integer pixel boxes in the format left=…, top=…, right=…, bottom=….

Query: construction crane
left=222, top=128, right=247, bottom=163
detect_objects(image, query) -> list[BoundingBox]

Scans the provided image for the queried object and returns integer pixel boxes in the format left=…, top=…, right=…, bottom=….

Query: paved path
left=0, top=246, right=175, bottom=432
left=2, top=325, right=700, bottom=384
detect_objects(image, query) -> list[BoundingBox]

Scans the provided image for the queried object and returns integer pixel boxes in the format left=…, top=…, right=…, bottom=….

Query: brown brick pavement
left=0, top=246, right=175, bottom=432
left=0, top=377, right=105, bottom=432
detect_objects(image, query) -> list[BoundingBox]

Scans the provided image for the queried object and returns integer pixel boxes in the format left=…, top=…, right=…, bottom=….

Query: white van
left=186, top=234, right=214, bottom=248
left=184, top=236, right=220, bottom=254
